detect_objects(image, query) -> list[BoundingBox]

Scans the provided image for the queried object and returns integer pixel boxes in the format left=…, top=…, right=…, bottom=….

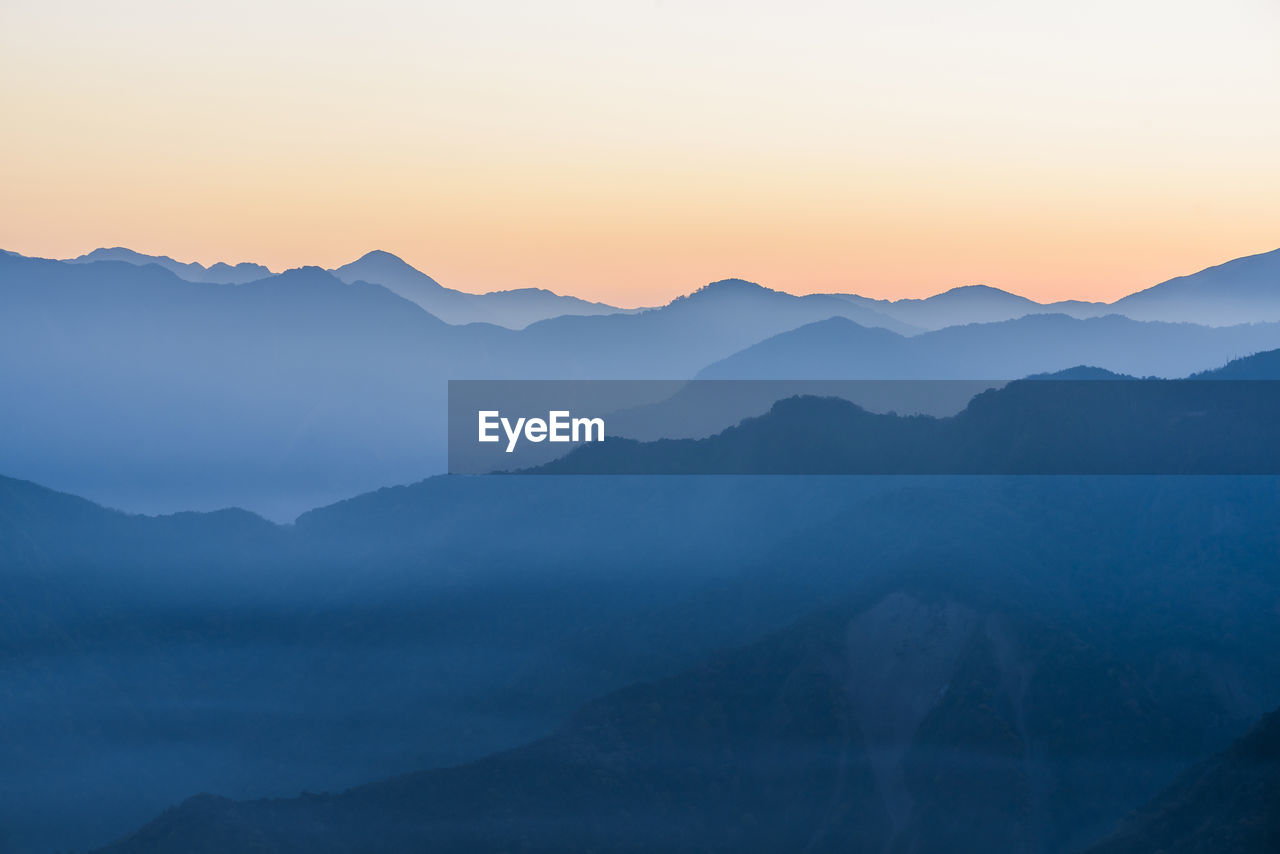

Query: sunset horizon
left=5, top=0, right=1278, bottom=307
left=7, top=3, right=1280, bottom=852
left=7, top=239, right=1280, bottom=309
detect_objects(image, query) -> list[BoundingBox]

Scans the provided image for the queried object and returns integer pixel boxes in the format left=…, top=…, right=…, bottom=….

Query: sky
left=2, top=0, right=1278, bottom=307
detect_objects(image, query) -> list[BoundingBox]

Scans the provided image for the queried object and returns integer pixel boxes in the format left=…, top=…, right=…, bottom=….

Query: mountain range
left=329, top=249, right=631, bottom=328
left=65, top=247, right=273, bottom=284
left=829, top=247, right=1279, bottom=328
left=45, top=243, right=1280, bottom=329
left=1110, top=246, right=1280, bottom=326
left=834, top=283, right=1109, bottom=329
left=534, top=377, right=1280, bottom=474
left=6, top=242, right=1280, bottom=853
left=6, top=247, right=1280, bottom=515
left=696, top=313, right=1280, bottom=380
left=6, top=469, right=1280, bottom=853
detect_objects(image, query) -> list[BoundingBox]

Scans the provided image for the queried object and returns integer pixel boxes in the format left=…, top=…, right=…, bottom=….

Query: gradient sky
left=2, top=0, right=1278, bottom=306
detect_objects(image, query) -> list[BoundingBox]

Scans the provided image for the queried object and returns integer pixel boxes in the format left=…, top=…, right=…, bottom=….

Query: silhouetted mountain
left=33, top=243, right=1280, bottom=329
left=10, top=250, right=1280, bottom=515
left=331, top=249, right=628, bottom=328
left=0, top=260, right=915, bottom=514
left=66, top=246, right=273, bottom=283
left=1190, top=346, right=1280, bottom=379
left=829, top=247, right=1280, bottom=329
left=698, top=313, right=1280, bottom=379
left=0, top=473, right=282, bottom=598
left=1025, top=365, right=1135, bottom=380
left=1084, top=706, right=1280, bottom=854
left=837, top=284, right=1109, bottom=330
left=506, top=279, right=918, bottom=380
left=1112, top=246, right=1280, bottom=325
left=0, top=252, right=523, bottom=516
left=537, top=379, right=1280, bottom=474
left=679, top=278, right=918, bottom=333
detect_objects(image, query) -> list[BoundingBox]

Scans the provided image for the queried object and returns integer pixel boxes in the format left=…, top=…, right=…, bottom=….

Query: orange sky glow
left=2, top=0, right=1278, bottom=307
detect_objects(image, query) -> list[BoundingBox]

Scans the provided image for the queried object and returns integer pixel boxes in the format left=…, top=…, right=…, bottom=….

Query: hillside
left=7, top=470, right=1280, bottom=852
left=1084, top=707, right=1280, bottom=854
left=536, top=377, right=1280, bottom=474
left=95, top=585, right=1209, bottom=854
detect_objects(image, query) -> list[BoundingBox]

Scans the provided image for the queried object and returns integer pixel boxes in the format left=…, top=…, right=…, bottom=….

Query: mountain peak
left=1025, top=365, right=1134, bottom=380
left=355, top=248, right=404, bottom=262
left=272, top=265, right=343, bottom=287
left=706, top=277, right=769, bottom=290
left=74, top=246, right=171, bottom=263
left=64, top=247, right=272, bottom=283
left=331, top=251, right=448, bottom=302
left=934, top=284, right=1027, bottom=298
left=333, top=251, right=442, bottom=283
left=685, top=278, right=775, bottom=300
left=352, top=249, right=410, bottom=265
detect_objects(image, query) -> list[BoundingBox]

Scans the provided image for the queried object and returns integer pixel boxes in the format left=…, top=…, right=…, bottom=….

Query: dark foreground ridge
left=95, top=583, right=1224, bottom=854
left=531, top=379, right=1280, bottom=474
left=1083, top=706, right=1280, bottom=854
left=9, top=468, right=1280, bottom=852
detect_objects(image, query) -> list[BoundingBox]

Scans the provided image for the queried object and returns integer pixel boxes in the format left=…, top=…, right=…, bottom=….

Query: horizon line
left=5, top=241, right=1278, bottom=310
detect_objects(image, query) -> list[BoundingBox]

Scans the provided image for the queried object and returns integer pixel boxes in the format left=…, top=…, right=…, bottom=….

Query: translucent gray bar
left=447, top=379, right=1280, bottom=475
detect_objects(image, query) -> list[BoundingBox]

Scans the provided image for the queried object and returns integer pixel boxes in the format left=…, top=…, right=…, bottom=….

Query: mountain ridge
left=19, top=242, right=1280, bottom=328
left=65, top=246, right=273, bottom=284
left=697, top=312, right=1280, bottom=380
left=1112, top=246, right=1280, bottom=325
left=534, top=375, right=1280, bottom=474
left=331, top=249, right=629, bottom=328
left=7, top=247, right=1280, bottom=514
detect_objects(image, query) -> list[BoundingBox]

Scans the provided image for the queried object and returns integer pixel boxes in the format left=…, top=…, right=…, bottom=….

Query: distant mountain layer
left=835, top=247, right=1280, bottom=329
left=1085, top=706, right=1280, bottom=854
left=0, top=254, right=924, bottom=514
left=835, top=283, right=1110, bottom=329
left=331, top=252, right=920, bottom=332
left=54, top=247, right=922, bottom=330
left=58, top=247, right=629, bottom=328
left=697, top=314, right=1280, bottom=380
left=1113, top=246, right=1280, bottom=326
left=36, top=243, right=1280, bottom=327
left=65, top=247, right=272, bottom=284
left=330, top=249, right=631, bottom=328
left=8, top=249, right=1280, bottom=515
left=33, top=243, right=1280, bottom=328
